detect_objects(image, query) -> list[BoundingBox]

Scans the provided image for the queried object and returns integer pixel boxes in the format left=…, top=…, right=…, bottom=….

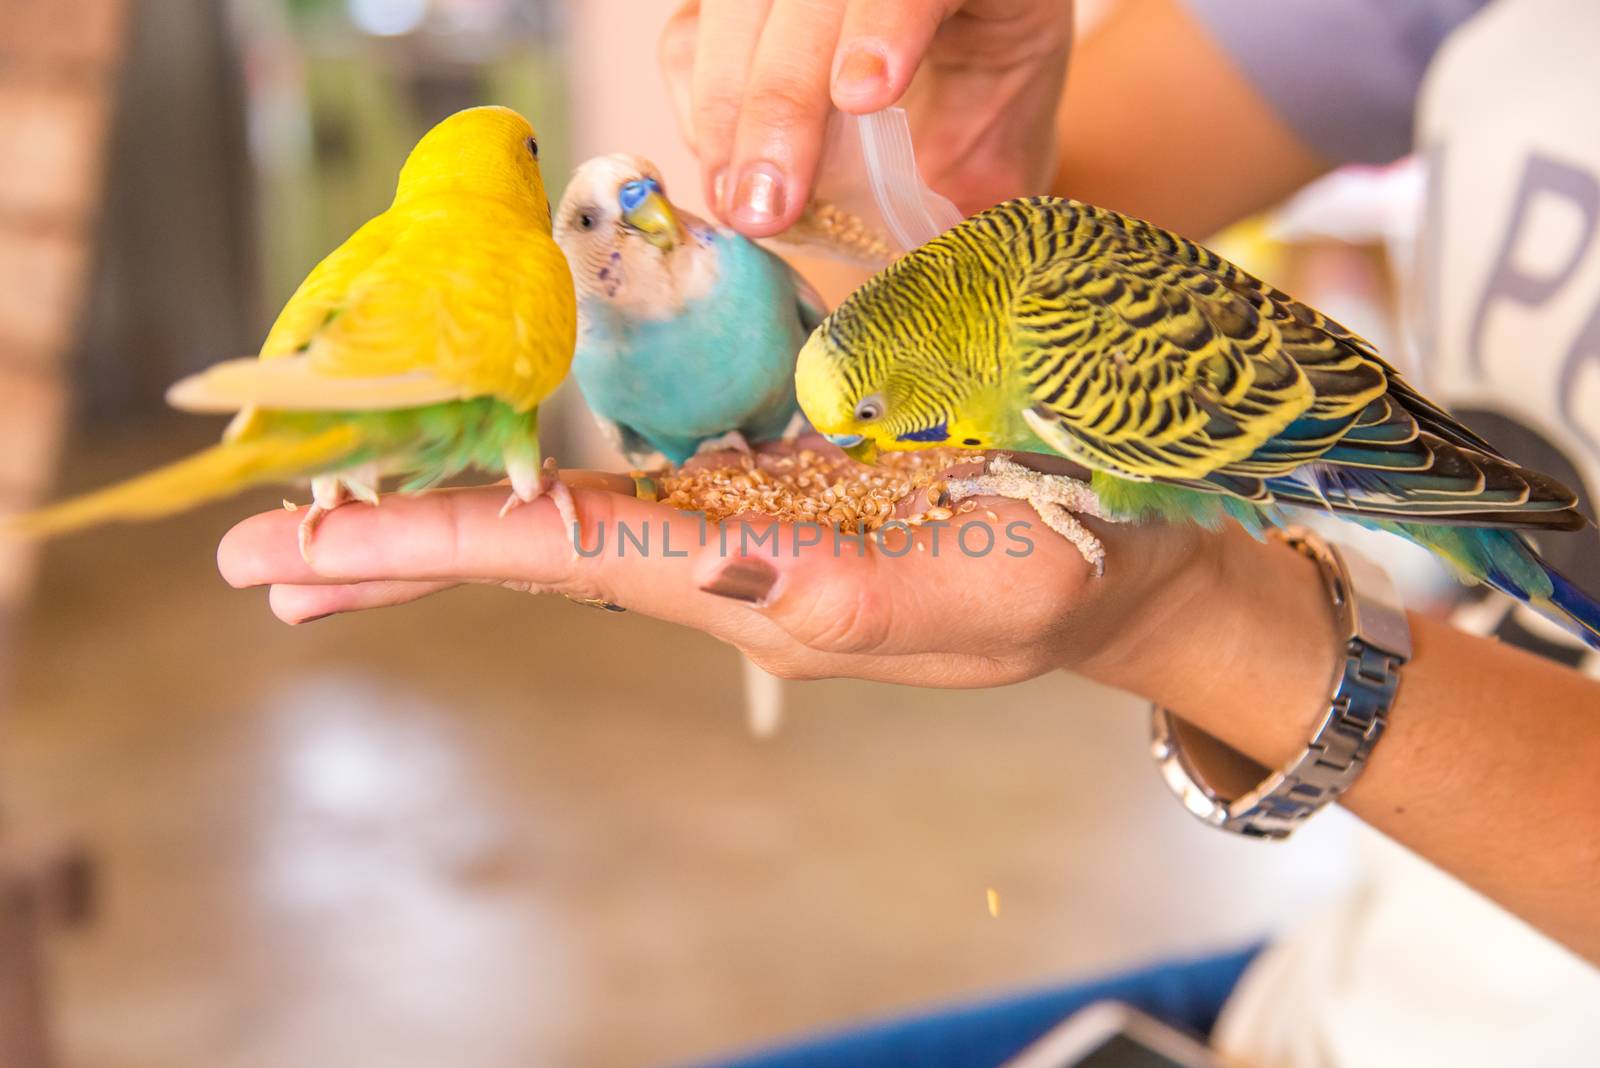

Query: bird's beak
left=844, top=439, right=880, bottom=464
left=622, top=188, right=681, bottom=250
left=825, top=433, right=879, bottom=464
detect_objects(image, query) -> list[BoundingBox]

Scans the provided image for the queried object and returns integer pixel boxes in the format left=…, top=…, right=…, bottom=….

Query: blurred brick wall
left=71, top=1, right=258, bottom=419
left=0, top=0, right=128, bottom=606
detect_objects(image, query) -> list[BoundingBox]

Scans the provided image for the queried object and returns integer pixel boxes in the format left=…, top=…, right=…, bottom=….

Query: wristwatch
left=1150, top=526, right=1413, bottom=840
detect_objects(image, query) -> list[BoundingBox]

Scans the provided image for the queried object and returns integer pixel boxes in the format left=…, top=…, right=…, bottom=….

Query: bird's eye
left=854, top=395, right=884, bottom=422
left=525, top=136, right=539, bottom=160
left=578, top=213, right=595, bottom=230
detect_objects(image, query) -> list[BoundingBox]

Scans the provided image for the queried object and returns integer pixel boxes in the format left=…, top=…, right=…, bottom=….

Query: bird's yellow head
left=794, top=237, right=1005, bottom=464
left=394, top=105, right=552, bottom=227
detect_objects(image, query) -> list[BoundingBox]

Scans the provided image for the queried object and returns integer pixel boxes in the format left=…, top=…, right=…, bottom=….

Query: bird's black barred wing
left=1002, top=198, right=1584, bottom=530
left=999, top=198, right=1384, bottom=483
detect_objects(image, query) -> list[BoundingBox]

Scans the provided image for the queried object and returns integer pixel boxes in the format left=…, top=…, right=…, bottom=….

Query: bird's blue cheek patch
left=898, top=421, right=949, bottom=444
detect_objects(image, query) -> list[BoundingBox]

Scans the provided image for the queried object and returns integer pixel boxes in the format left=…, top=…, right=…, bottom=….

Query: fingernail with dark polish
left=834, top=46, right=887, bottom=99
left=731, top=163, right=785, bottom=226
left=701, top=558, right=779, bottom=606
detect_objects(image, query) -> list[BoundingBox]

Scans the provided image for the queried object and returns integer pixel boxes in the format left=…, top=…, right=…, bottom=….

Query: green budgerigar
left=795, top=196, right=1600, bottom=649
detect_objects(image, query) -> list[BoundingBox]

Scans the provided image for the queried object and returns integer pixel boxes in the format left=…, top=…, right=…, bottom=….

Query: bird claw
left=297, top=475, right=354, bottom=563
left=297, top=503, right=330, bottom=563
left=943, top=454, right=1117, bottom=577
left=342, top=463, right=381, bottom=508
left=501, top=455, right=581, bottom=556
left=693, top=430, right=753, bottom=457
left=779, top=412, right=810, bottom=444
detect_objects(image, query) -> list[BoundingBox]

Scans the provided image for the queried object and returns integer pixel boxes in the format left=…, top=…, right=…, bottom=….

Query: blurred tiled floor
left=5, top=423, right=1357, bottom=1068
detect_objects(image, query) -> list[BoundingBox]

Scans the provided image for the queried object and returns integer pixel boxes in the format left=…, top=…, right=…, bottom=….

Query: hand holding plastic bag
left=762, top=108, right=964, bottom=269
left=657, top=2, right=1070, bottom=240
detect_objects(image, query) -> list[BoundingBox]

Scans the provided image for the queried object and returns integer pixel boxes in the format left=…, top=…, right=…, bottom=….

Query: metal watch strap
left=1150, top=527, right=1413, bottom=840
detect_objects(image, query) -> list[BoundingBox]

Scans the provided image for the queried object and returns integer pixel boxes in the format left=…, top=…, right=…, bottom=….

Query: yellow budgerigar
left=11, top=105, right=578, bottom=555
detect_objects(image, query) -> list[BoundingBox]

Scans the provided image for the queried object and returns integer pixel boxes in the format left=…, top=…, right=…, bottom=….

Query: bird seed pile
left=647, top=447, right=981, bottom=533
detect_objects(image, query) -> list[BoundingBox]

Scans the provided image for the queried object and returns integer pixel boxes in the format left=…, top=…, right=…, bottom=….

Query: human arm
left=658, top=0, right=1340, bottom=246
left=677, top=0, right=1341, bottom=305
left=1052, top=0, right=1487, bottom=235
left=1093, top=521, right=1600, bottom=968
left=1049, top=0, right=1331, bottom=236
left=216, top=475, right=1600, bottom=966
left=667, top=0, right=1460, bottom=262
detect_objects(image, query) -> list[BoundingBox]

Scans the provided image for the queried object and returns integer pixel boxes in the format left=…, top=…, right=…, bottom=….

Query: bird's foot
left=294, top=465, right=382, bottom=562
left=298, top=475, right=350, bottom=563
left=942, top=455, right=1117, bottom=577
left=502, top=454, right=581, bottom=554
left=341, top=462, right=381, bottom=507
left=693, top=430, right=754, bottom=457
left=779, top=412, right=810, bottom=444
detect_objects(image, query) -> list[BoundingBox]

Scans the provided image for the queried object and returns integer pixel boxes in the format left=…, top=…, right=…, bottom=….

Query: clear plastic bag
left=762, top=107, right=963, bottom=268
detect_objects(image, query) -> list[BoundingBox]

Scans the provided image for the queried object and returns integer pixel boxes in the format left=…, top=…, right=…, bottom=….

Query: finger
left=264, top=539, right=1021, bottom=688
left=831, top=0, right=952, bottom=112
left=659, top=1, right=701, bottom=150
left=217, top=470, right=637, bottom=590
left=691, top=0, right=774, bottom=213
left=222, top=487, right=588, bottom=588
left=269, top=579, right=457, bottom=625
left=229, top=485, right=784, bottom=641
left=725, top=0, right=847, bottom=235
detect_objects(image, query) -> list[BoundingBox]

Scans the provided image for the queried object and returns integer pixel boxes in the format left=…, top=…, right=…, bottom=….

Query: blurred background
left=0, top=2, right=1435, bottom=1066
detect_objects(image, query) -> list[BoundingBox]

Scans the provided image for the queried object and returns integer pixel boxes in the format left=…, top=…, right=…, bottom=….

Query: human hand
left=216, top=456, right=1223, bottom=691
left=658, top=0, right=1074, bottom=236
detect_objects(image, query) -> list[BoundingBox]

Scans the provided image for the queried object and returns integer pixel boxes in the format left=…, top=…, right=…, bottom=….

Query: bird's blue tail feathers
left=1541, top=562, right=1600, bottom=649
left=1400, top=523, right=1600, bottom=650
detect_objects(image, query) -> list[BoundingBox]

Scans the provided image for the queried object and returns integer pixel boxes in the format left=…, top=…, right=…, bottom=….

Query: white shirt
left=1207, top=2, right=1600, bottom=1064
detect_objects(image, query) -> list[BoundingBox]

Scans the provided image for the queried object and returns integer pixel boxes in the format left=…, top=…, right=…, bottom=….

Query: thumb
left=696, top=515, right=1047, bottom=657
left=699, top=540, right=895, bottom=657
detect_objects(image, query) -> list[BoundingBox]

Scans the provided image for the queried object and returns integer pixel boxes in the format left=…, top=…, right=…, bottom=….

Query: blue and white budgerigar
left=554, top=154, right=822, bottom=468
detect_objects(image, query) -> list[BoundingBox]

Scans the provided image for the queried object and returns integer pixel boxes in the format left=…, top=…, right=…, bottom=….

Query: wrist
left=1078, top=525, right=1341, bottom=770
left=1068, top=523, right=1226, bottom=690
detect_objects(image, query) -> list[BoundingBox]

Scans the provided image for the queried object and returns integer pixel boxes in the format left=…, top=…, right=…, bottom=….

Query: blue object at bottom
left=683, top=945, right=1263, bottom=1068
